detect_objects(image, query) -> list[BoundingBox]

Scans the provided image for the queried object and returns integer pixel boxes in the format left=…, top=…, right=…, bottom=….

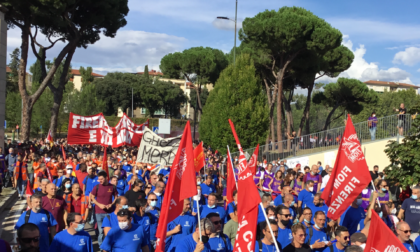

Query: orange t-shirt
left=48, top=163, right=58, bottom=177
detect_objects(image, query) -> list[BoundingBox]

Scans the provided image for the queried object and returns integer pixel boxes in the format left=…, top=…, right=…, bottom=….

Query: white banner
left=286, top=156, right=309, bottom=173
left=136, top=127, right=182, bottom=165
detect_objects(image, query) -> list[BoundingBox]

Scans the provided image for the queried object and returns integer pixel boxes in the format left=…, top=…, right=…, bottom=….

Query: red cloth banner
left=67, top=112, right=149, bottom=147
left=248, top=144, right=259, bottom=175
left=155, top=121, right=197, bottom=252
left=102, top=148, right=109, bottom=179
left=193, top=142, right=205, bottom=172
left=226, top=148, right=236, bottom=204
left=228, top=119, right=261, bottom=252
left=321, top=115, right=371, bottom=220
left=61, top=145, right=67, bottom=160
left=365, top=210, right=409, bottom=252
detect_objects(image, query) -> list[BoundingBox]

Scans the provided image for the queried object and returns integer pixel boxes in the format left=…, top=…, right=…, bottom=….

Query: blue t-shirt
left=402, top=198, right=420, bottom=234
left=101, top=212, right=118, bottom=229
left=132, top=212, right=151, bottom=245
left=403, top=241, right=417, bottom=252
left=48, top=229, right=93, bottom=252
left=147, top=208, right=160, bottom=241
left=277, top=226, right=292, bottom=248
left=100, top=223, right=147, bottom=252
left=200, top=183, right=216, bottom=203
left=307, top=203, right=329, bottom=227
left=122, top=164, right=132, bottom=173
left=151, top=191, right=164, bottom=209
left=208, top=234, right=233, bottom=252
left=339, top=206, right=366, bottom=235
left=414, top=236, right=420, bottom=252
left=298, top=189, right=315, bottom=208
left=273, top=195, right=283, bottom=207
left=15, top=209, right=58, bottom=252
left=305, top=227, right=330, bottom=252
left=116, top=178, right=129, bottom=196
left=318, top=166, right=324, bottom=173
left=254, top=241, right=277, bottom=252
left=200, top=205, right=228, bottom=224
left=167, top=213, right=198, bottom=252
left=227, top=202, right=236, bottom=215
left=257, top=205, right=266, bottom=223
left=332, top=242, right=346, bottom=252
left=53, top=177, right=64, bottom=188
left=175, top=234, right=211, bottom=252
left=159, top=168, right=170, bottom=177
left=83, top=176, right=99, bottom=195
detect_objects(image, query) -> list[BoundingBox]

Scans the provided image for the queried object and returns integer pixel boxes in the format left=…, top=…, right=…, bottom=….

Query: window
left=141, top=108, right=146, bottom=114
left=141, top=108, right=165, bottom=115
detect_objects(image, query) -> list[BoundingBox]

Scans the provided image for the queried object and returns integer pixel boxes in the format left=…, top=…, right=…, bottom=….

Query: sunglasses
left=212, top=220, right=222, bottom=225
left=149, top=199, right=158, bottom=201
left=20, top=237, right=40, bottom=243
left=281, top=214, right=292, bottom=218
left=399, top=229, right=412, bottom=234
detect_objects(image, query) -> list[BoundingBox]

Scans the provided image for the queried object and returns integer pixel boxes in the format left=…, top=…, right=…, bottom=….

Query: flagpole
left=196, top=199, right=202, bottom=242
left=227, top=145, right=238, bottom=190
left=370, top=181, right=381, bottom=207
left=259, top=202, right=281, bottom=252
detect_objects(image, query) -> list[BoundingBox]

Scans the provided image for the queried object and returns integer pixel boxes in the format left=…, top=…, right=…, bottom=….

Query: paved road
left=0, top=190, right=100, bottom=251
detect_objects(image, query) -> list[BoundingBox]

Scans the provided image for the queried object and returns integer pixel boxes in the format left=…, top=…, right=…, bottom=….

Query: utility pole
left=132, top=87, right=134, bottom=117
left=234, top=0, right=237, bottom=66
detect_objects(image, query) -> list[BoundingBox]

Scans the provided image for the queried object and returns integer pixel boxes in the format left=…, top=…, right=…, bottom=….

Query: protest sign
left=136, top=127, right=182, bottom=165
left=286, top=156, right=309, bottom=172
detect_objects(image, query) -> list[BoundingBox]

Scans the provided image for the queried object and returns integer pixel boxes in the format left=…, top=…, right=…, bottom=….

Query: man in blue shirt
left=167, top=199, right=198, bottom=252
left=114, top=169, right=128, bottom=196
left=207, top=212, right=233, bottom=252
left=146, top=192, right=160, bottom=249
left=15, top=194, right=58, bottom=252
left=282, top=193, right=297, bottom=220
left=158, top=166, right=170, bottom=180
left=307, top=193, right=331, bottom=228
left=152, top=181, right=165, bottom=209
left=200, top=193, right=228, bottom=224
left=255, top=219, right=279, bottom=252
left=100, top=209, right=150, bottom=252
left=133, top=198, right=151, bottom=248
left=102, top=196, right=128, bottom=236
left=16, top=223, right=41, bottom=252
left=397, top=222, right=417, bottom=252
left=317, top=161, right=324, bottom=174
left=305, top=211, right=332, bottom=252
left=339, top=195, right=365, bottom=235
left=200, top=175, right=216, bottom=204
left=298, top=180, right=315, bottom=211
left=49, top=212, right=93, bottom=252
left=175, top=218, right=213, bottom=252
left=226, top=190, right=237, bottom=220
left=258, top=193, right=273, bottom=223
left=276, top=205, right=293, bottom=248
left=5, top=147, right=17, bottom=188
left=332, top=226, right=349, bottom=252
left=300, top=207, right=313, bottom=228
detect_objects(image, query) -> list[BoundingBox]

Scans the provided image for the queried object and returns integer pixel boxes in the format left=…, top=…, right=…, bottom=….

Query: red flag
left=226, top=148, right=236, bottom=204
left=193, top=142, right=205, bottom=172
left=365, top=210, right=408, bottom=252
left=61, top=145, right=67, bottom=160
left=46, top=129, right=53, bottom=143
left=26, top=180, right=33, bottom=198
left=155, top=121, right=197, bottom=252
left=45, top=164, right=53, bottom=183
left=247, top=144, right=259, bottom=175
left=321, top=115, right=371, bottom=220
left=228, top=119, right=262, bottom=252
left=102, top=147, right=109, bottom=179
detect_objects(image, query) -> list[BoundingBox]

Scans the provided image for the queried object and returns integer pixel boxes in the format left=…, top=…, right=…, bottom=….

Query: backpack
left=408, top=240, right=415, bottom=251
left=257, top=240, right=282, bottom=252
left=25, top=209, right=50, bottom=224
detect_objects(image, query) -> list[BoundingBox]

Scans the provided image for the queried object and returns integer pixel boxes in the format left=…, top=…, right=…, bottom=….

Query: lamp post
left=217, top=0, right=237, bottom=66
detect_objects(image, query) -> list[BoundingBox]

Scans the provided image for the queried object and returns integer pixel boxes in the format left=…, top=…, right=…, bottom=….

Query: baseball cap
left=350, top=233, right=367, bottom=243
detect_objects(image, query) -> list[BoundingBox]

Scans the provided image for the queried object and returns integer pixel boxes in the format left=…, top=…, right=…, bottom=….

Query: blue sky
left=7, top=0, right=420, bottom=86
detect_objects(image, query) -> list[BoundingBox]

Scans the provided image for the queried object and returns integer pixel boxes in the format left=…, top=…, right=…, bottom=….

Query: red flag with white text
left=365, top=210, right=408, bottom=252
left=248, top=144, right=259, bottom=175
left=229, top=119, right=262, bottom=252
left=321, top=115, right=371, bottom=220
left=155, top=121, right=197, bottom=252
left=226, top=148, right=236, bottom=204
left=102, top=147, right=109, bottom=180
left=194, top=142, right=205, bottom=172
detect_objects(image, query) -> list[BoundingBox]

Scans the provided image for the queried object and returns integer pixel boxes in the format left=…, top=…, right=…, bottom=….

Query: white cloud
left=393, top=47, right=420, bottom=66
left=7, top=29, right=187, bottom=74
left=317, top=35, right=412, bottom=84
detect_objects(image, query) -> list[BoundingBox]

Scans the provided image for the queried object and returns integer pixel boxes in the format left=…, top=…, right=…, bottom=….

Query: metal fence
left=229, top=114, right=414, bottom=162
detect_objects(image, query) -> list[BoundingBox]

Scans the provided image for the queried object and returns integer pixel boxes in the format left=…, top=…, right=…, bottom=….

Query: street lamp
left=217, top=0, right=237, bottom=66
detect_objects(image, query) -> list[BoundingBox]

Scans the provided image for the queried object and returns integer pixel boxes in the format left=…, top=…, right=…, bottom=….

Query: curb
left=0, top=189, right=18, bottom=214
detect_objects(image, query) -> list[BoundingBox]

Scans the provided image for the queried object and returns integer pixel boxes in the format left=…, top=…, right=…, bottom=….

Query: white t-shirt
left=321, top=174, right=330, bottom=189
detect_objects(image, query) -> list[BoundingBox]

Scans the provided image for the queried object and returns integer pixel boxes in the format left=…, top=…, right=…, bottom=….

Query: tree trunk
left=17, top=25, right=31, bottom=141
left=297, top=83, right=314, bottom=136
left=276, top=71, right=284, bottom=153
left=49, top=46, right=76, bottom=139
left=323, top=104, right=339, bottom=131
left=263, top=78, right=276, bottom=153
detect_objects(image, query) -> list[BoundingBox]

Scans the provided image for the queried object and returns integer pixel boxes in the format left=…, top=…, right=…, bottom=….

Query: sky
left=6, top=0, right=420, bottom=88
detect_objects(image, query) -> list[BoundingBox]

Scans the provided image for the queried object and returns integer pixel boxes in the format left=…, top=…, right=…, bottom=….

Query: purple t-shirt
left=368, top=117, right=378, bottom=128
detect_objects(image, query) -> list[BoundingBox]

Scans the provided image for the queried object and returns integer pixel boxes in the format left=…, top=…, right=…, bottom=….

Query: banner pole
left=196, top=199, right=202, bottom=242
left=227, top=145, right=238, bottom=190
left=259, top=202, right=281, bottom=252
left=370, top=180, right=381, bottom=207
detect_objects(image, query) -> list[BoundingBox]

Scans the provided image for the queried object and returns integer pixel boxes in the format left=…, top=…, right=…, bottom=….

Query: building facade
left=364, top=80, right=420, bottom=93
left=70, top=69, right=104, bottom=91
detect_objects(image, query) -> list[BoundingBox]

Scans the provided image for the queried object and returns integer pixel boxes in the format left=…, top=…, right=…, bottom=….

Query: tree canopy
left=199, top=54, right=269, bottom=153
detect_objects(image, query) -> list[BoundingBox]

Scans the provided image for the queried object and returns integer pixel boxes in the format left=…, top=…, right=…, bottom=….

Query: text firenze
left=328, top=166, right=361, bottom=214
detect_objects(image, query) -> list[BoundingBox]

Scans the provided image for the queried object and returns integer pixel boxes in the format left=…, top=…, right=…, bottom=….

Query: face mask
left=381, top=188, right=387, bottom=192
left=356, top=199, right=363, bottom=206
left=124, top=162, right=128, bottom=165
left=150, top=201, right=157, bottom=207
left=373, top=115, right=376, bottom=117
left=66, top=170, right=72, bottom=175
left=269, top=201, right=274, bottom=206
left=208, top=204, right=215, bottom=209
left=154, top=192, right=162, bottom=196
left=290, top=201, right=295, bottom=206
left=304, top=219, right=310, bottom=223
left=235, top=159, right=238, bottom=162
left=75, top=223, right=85, bottom=232
left=197, top=181, right=201, bottom=185
left=281, top=220, right=290, bottom=226
left=378, top=211, right=383, bottom=218
left=122, top=205, right=128, bottom=209
left=119, top=221, right=129, bottom=230
left=65, top=184, right=71, bottom=189
left=311, top=172, right=315, bottom=175
left=269, top=216, right=276, bottom=220
left=412, top=195, right=418, bottom=200
left=201, top=235, right=210, bottom=243
left=359, top=244, right=366, bottom=250
left=134, top=169, right=138, bottom=174
left=391, top=208, right=397, bottom=215
left=314, top=224, right=322, bottom=230
left=308, top=187, right=314, bottom=192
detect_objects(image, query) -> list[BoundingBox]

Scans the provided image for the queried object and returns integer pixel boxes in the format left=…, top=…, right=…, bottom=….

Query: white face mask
left=269, top=201, right=275, bottom=206
left=373, top=114, right=376, bottom=117
left=268, top=216, right=276, bottom=220
left=118, top=221, right=129, bottom=230
left=391, top=208, right=397, bottom=215
left=154, top=192, right=162, bottom=196
left=66, top=170, right=72, bottom=175
left=308, top=187, right=314, bottom=192
left=359, top=244, right=366, bottom=250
